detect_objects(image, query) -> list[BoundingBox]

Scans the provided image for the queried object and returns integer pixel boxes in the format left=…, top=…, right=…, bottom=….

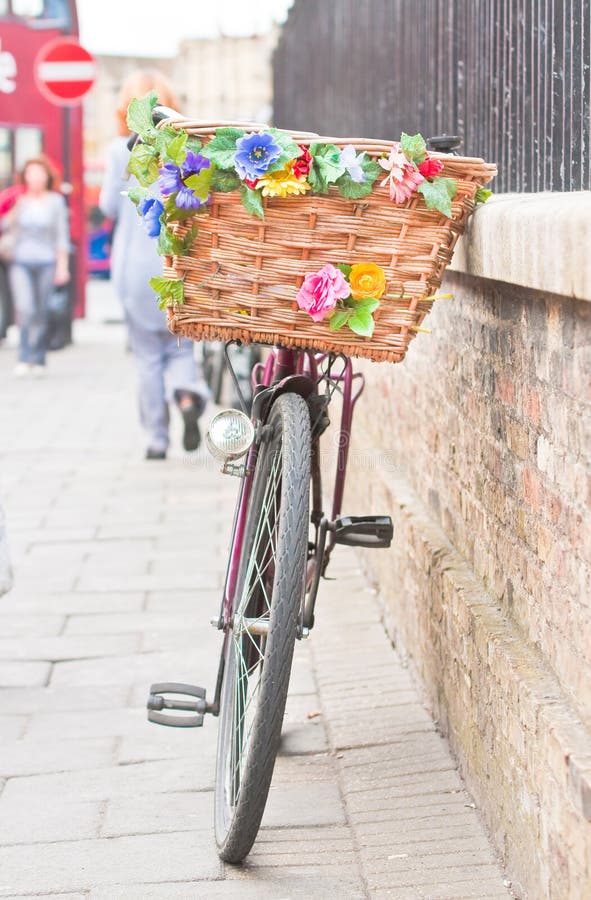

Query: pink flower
left=296, top=264, right=351, bottom=322
left=379, top=145, right=424, bottom=203
left=418, top=157, right=444, bottom=178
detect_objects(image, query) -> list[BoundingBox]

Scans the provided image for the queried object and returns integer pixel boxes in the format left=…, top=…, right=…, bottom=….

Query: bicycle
left=147, top=342, right=393, bottom=863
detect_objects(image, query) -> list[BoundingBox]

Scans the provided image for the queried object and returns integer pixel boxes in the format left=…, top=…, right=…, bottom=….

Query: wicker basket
left=163, top=120, right=497, bottom=363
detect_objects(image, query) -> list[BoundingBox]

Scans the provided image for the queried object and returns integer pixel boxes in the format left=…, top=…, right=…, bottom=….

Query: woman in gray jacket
left=100, top=70, right=208, bottom=460
left=9, top=157, right=69, bottom=376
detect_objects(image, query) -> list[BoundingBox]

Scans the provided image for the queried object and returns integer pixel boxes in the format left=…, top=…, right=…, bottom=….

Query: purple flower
left=138, top=197, right=164, bottom=237
left=182, top=152, right=210, bottom=178
left=234, top=132, right=282, bottom=181
left=175, top=185, right=204, bottom=210
left=157, top=163, right=183, bottom=196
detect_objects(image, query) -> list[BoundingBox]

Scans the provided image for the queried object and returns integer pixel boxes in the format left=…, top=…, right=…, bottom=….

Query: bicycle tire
left=214, top=392, right=311, bottom=863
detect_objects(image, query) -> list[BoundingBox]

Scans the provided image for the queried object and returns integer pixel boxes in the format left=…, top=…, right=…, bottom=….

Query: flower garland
left=126, top=92, right=492, bottom=312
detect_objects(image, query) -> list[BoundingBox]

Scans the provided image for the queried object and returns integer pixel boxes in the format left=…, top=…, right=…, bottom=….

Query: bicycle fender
left=252, top=375, right=315, bottom=425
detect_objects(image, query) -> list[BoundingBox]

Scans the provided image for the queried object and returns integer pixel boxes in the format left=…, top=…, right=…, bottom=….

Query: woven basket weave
left=163, top=120, right=497, bottom=363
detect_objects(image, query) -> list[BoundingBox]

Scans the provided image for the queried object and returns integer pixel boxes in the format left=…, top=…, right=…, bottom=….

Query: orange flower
left=349, top=263, right=387, bottom=300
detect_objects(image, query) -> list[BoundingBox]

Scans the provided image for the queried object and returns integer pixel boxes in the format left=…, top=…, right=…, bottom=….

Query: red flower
left=244, top=178, right=259, bottom=189
left=293, top=145, right=312, bottom=179
left=418, top=157, right=444, bottom=178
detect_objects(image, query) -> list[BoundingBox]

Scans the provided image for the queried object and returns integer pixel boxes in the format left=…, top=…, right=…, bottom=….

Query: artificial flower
left=244, top=178, right=259, bottom=190
left=234, top=131, right=282, bottom=181
left=157, top=163, right=183, bottom=196
left=292, top=145, right=312, bottom=179
left=339, top=144, right=366, bottom=183
left=379, top=145, right=424, bottom=203
left=137, top=197, right=164, bottom=237
left=257, top=162, right=311, bottom=198
left=418, top=157, right=444, bottom=178
left=349, top=263, right=387, bottom=300
left=182, top=151, right=210, bottom=177
left=296, top=263, right=351, bottom=322
left=175, top=185, right=206, bottom=210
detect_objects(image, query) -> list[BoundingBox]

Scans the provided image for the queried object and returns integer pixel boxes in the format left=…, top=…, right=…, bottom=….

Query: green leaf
left=126, top=91, right=158, bottom=141
left=128, top=143, right=160, bottom=187
left=353, top=298, right=380, bottom=314
left=348, top=310, right=375, bottom=337
left=314, top=144, right=346, bottom=185
left=335, top=172, right=374, bottom=198
left=186, top=135, right=203, bottom=154
left=157, top=225, right=183, bottom=256
left=161, top=128, right=188, bottom=166
left=329, top=309, right=352, bottom=331
left=307, top=164, right=329, bottom=194
left=149, top=276, right=185, bottom=310
left=401, top=132, right=427, bottom=165
left=268, top=127, right=300, bottom=156
left=211, top=166, right=241, bottom=192
left=418, top=178, right=455, bottom=218
left=127, top=186, right=150, bottom=207
left=336, top=263, right=352, bottom=278
left=240, top=185, right=264, bottom=219
left=202, top=128, right=243, bottom=169
left=475, top=186, right=492, bottom=204
left=184, top=167, right=212, bottom=201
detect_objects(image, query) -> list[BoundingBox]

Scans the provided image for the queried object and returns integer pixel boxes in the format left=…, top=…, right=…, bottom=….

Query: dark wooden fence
left=273, top=0, right=590, bottom=193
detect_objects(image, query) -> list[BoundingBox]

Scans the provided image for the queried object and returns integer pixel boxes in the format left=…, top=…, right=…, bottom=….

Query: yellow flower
left=257, top=162, right=311, bottom=198
left=349, top=263, right=387, bottom=300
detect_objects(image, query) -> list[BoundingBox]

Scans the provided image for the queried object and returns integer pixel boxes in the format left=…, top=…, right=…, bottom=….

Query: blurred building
left=84, top=30, right=277, bottom=162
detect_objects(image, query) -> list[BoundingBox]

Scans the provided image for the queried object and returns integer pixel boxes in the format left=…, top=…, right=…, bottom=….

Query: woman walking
left=8, top=157, right=69, bottom=375
left=100, top=70, right=208, bottom=460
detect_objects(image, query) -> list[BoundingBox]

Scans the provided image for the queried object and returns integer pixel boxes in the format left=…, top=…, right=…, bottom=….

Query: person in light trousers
left=100, top=70, right=209, bottom=460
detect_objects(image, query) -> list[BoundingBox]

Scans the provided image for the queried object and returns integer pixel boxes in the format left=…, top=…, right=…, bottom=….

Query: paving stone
left=0, top=831, right=221, bottom=893
left=0, top=736, right=115, bottom=776
left=116, top=724, right=218, bottom=766
left=3, top=591, right=145, bottom=614
left=261, top=781, right=345, bottom=827
left=145, top=589, right=220, bottom=611
left=0, top=684, right=129, bottom=715
left=0, top=660, right=50, bottom=687
left=101, top=790, right=213, bottom=837
left=0, top=716, right=26, bottom=741
left=0, top=614, right=66, bottom=637
left=0, top=634, right=140, bottom=662
left=0, top=793, right=102, bottom=845
left=0, top=758, right=215, bottom=805
left=63, top=611, right=203, bottom=635
left=50, top=650, right=207, bottom=686
left=25, top=707, right=157, bottom=741
left=75, top=572, right=220, bottom=593
left=90, top=875, right=364, bottom=899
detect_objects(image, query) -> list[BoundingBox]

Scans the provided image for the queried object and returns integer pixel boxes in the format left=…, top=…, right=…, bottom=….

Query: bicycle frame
left=219, top=345, right=365, bottom=632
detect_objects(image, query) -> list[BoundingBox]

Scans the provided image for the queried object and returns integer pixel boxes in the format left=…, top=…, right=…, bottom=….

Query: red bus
left=0, top=0, right=86, bottom=319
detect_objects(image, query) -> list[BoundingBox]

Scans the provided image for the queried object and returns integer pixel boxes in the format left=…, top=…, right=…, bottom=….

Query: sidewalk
left=0, top=288, right=512, bottom=899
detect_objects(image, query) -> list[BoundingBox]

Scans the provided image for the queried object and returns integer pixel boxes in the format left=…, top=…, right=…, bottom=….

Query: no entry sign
left=34, top=38, right=96, bottom=106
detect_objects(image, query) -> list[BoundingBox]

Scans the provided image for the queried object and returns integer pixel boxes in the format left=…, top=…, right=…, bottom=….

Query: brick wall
left=334, top=271, right=591, bottom=897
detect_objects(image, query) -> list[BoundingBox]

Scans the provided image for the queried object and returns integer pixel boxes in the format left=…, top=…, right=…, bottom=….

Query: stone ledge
left=449, top=192, right=591, bottom=302
left=357, top=471, right=591, bottom=898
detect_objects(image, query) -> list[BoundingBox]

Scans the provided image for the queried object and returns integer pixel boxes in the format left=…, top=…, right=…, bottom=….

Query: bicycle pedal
left=147, top=682, right=208, bottom=727
left=331, top=515, right=393, bottom=548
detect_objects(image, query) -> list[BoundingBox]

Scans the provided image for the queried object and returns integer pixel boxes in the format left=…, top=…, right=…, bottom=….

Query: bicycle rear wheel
left=214, top=392, right=311, bottom=863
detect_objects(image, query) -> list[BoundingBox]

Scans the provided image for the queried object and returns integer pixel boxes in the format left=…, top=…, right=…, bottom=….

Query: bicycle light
left=205, top=410, right=255, bottom=461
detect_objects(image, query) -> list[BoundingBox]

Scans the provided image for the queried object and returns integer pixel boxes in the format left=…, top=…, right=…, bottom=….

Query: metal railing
left=273, top=0, right=590, bottom=193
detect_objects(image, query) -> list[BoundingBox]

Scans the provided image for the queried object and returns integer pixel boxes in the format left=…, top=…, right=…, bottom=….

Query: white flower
left=339, top=145, right=366, bottom=183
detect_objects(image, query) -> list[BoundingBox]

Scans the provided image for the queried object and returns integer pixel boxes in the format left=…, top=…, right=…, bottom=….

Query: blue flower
left=182, top=152, right=210, bottom=178
left=157, top=163, right=183, bottom=196
left=339, top=145, right=366, bottom=183
left=234, top=132, right=282, bottom=181
left=138, top=197, right=164, bottom=237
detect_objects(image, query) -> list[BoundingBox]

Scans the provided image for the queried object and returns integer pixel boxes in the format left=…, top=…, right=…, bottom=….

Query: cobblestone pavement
left=0, top=292, right=512, bottom=898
